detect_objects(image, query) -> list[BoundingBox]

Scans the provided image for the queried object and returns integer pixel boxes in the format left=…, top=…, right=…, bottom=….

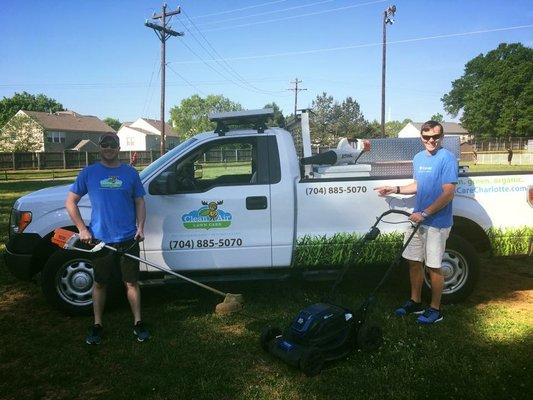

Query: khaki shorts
left=402, top=225, right=451, bottom=269
left=92, top=239, right=140, bottom=284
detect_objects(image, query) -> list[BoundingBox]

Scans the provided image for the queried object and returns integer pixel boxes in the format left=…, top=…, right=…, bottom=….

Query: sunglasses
left=100, top=142, right=118, bottom=149
left=421, top=132, right=443, bottom=141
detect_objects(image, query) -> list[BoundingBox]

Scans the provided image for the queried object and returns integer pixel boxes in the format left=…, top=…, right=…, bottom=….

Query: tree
left=442, top=43, right=533, bottom=138
left=309, top=93, right=369, bottom=145
left=263, top=102, right=286, bottom=128
left=103, top=117, right=121, bottom=131
left=430, top=113, right=444, bottom=123
left=0, top=114, right=44, bottom=152
left=169, top=94, right=242, bottom=140
left=367, top=118, right=412, bottom=138
left=0, top=92, right=64, bottom=128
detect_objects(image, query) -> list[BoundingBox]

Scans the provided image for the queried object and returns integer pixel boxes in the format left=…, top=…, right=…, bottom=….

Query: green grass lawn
left=1, top=181, right=532, bottom=400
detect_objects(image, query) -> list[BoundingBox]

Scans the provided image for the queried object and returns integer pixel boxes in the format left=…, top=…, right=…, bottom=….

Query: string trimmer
left=51, top=228, right=244, bottom=315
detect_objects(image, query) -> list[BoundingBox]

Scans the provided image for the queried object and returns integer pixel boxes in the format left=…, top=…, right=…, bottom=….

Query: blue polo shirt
left=413, top=147, right=458, bottom=228
left=70, top=162, right=146, bottom=243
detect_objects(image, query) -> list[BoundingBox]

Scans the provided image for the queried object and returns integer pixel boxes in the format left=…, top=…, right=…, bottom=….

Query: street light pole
left=381, top=5, right=396, bottom=137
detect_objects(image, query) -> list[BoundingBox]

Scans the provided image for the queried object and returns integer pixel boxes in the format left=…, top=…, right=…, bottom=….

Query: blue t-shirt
left=70, top=163, right=146, bottom=243
left=413, top=147, right=458, bottom=228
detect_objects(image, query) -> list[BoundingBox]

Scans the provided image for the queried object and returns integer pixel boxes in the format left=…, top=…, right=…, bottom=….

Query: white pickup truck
left=6, top=110, right=533, bottom=315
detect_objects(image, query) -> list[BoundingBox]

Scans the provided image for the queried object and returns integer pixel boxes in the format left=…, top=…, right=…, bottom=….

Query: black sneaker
left=133, top=321, right=150, bottom=342
left=86, top=324, right=103, bottom=345
left=394, top=300, right=425, bottom=316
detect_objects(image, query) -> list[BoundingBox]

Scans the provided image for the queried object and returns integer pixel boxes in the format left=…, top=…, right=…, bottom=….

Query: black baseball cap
left=98, top=132, right=120, bottom=146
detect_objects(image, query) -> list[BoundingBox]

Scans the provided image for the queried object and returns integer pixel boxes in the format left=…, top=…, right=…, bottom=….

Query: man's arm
left=374, top=181, right=417, bottom=196
left=410, top=183, right=456, bottom=223
left=65, top=191, right=92, bottom=242
left=134, top=197, right=146, bottom=242
left=424, top=183, right=456, bottom=215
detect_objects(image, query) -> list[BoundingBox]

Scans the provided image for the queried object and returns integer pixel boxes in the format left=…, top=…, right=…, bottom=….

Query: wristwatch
left=421, top=211, right=429, bottom=219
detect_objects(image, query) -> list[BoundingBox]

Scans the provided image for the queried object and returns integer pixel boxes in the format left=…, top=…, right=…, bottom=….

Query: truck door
left=143, top=136, right=274, bottom=271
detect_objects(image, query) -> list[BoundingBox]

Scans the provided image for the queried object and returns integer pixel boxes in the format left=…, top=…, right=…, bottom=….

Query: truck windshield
left=139, top=138, right=197, bottom=182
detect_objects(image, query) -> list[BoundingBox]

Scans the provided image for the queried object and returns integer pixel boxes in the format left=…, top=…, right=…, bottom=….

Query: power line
left=166, top=64, right=207, bottom=96
left=202, top=0, right=388, bottom=32
left=190, top=0, right=289, bottom=20
left=141, top=57, right=161, bottom=117
left=180, top=9, right=287, bottom=95
left=170, top=24, right=533, bottom=64
left=192, top=0, right=337, bottom=28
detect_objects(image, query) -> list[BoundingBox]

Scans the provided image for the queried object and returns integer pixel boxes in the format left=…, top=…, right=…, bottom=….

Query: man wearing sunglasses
left=65, top=132, right=150, bottom=344
left=375, top=120, right=458, bottom=324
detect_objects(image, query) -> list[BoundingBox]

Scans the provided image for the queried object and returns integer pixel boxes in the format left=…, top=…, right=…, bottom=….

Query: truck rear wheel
left=423, top=234, right=479, bottom=304
left=42, top=250, right=94, bottom=316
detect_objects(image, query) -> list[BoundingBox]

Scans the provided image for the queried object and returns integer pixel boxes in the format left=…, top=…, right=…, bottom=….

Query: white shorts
left=402, top=225, right=451, bottom=269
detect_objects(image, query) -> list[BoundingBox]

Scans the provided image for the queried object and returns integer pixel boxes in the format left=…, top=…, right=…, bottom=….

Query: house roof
left=411, top=122, right=469, bottom=135
left=142, top=118, right=179, bottom=137
left=68, top=139, right=100, bottom=152
left=122, top=125, right=161, bottom=136
left=22, top=110, right=116, bottom=134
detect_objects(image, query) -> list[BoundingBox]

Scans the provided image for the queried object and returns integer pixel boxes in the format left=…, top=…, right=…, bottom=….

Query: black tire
left=423, top=234, right=480, bottom=304
left=41, top=250, right=95, bottom=316
left=260, top=326, right=281, bottom=352
left=356, top=324, right=383, bottom=351
left=299, top=347, right=324, bottom=377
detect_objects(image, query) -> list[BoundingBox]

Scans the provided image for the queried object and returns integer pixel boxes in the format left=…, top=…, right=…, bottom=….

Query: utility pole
left=381, top=5, right=396, bottom=137
left=287, top=78, right=307, bottom=119
left=145, top=3, right=183, bottom=155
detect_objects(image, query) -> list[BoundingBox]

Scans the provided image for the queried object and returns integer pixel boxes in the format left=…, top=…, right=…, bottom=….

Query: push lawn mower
left=260, top=209, right=418, bottom=377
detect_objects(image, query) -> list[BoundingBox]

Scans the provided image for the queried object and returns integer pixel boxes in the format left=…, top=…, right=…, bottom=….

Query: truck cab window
left=149, top=137, right=261, bottom=195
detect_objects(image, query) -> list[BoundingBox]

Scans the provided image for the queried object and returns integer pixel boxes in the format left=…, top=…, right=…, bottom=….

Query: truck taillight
left=528, top=186, right=533, bottom=208
left=10, top=210, right=32, bottom=234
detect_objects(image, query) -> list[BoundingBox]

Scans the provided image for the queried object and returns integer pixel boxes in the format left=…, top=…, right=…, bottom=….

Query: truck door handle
left=246, top=196, right=268, bottom=210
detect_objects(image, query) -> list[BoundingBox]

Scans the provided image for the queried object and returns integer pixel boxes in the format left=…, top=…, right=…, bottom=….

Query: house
left=1, top=110, right=115, bottom=152
left=117, top=118, right=180, bottom=151
left=398, top=122, right=472, bottom=143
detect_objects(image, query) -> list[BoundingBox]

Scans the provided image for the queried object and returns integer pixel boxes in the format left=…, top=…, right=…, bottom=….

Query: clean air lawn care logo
left=182, top=200, right=232, bottom=230
left=100, top=176, right=123, bottom=189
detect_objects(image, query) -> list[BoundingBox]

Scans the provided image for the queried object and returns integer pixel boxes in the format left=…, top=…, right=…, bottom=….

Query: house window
left=47, top=131, right=66, bottom=143
left=126, top=137, right=135, bottom=146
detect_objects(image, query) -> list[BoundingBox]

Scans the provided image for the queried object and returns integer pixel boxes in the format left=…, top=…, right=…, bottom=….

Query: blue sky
left=1, top=0, right=532, bottom=125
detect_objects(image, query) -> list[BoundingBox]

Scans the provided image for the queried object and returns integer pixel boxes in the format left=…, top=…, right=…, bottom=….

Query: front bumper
left=4, top=233, right=42, bottom=280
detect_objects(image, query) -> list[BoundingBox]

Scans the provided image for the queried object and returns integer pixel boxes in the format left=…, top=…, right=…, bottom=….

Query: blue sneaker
left=133, top=321, right=150, bottom=342
left=395, top=300, right=425, bottom=316
left=86, top=324, right=103, bottom=345
left=417, top=307, right=443, bottom=324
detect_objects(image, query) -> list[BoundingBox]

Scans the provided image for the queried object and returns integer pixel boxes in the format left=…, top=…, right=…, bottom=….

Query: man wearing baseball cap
left=65, top=132, right=150, bottom=344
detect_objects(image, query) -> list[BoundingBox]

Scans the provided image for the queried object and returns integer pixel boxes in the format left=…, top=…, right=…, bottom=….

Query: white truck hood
left=14, top=183, right=91, bottom=222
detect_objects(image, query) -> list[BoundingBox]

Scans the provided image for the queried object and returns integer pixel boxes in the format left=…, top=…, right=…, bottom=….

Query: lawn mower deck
left=261, top=301, right=382, bottom=376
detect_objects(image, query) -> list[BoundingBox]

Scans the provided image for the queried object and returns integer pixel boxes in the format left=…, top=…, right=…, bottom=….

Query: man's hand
left=134, top=228, right=145, bottom=242
left=374, top=186, right=397, bottom=197
left=79, top=228, right=92, bottom=243
left=409, top=212, right=425, bottom=224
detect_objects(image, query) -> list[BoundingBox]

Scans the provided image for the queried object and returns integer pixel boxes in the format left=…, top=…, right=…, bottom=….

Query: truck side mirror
left=149, top=171, right=178, bottom=195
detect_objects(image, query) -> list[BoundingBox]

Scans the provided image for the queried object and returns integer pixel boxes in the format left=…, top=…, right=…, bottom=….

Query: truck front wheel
left=423, top=234, right=480, bottom=304
left=42, top=250, right=94, bottom=316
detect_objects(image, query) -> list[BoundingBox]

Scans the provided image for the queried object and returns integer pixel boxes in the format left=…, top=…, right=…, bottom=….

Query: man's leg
left=428, top=267, right=444, bottom=310
left=408, top=260, right=425, bottom=303
left=93, top=282, right=107, bottom=325
left=125, top=281, right=142, bottom=324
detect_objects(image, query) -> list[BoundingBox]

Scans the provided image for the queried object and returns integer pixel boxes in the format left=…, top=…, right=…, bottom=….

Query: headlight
left=9, top=209, right=32, bottom=235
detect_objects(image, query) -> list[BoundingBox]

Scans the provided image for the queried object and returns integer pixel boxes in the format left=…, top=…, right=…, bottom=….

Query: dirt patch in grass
left=470, top=256, right=533, bottom=314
